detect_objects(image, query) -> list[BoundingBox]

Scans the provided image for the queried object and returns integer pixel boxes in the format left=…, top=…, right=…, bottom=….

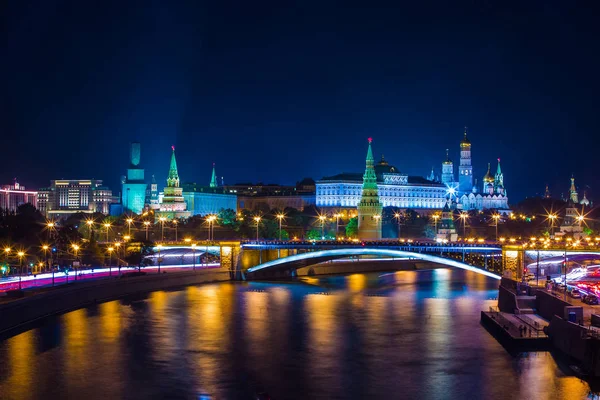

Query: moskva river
left=0, top=269, right=595, bottom=399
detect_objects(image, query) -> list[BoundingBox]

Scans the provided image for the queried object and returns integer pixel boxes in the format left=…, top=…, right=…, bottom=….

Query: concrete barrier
left=0, top=270, right=231, bottom=336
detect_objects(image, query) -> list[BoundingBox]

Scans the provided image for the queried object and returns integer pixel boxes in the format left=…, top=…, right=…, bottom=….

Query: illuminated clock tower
left=458, top=127, right=473, bottom=194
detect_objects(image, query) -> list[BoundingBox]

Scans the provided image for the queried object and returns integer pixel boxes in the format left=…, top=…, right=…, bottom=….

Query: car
left=568, top=288, right=581, bottom=299
left=584, top=295, right=599, bottom=305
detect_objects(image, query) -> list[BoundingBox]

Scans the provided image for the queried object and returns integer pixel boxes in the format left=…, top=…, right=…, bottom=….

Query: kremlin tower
left=357, top=138, right=383, bottom=239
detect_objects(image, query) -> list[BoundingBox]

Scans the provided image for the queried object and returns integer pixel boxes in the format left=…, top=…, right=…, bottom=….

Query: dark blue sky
left=2, top=1, right=599, bottom=202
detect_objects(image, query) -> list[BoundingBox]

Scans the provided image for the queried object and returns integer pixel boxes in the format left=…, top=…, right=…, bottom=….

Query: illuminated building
left=458, top=128, right=473, bottom=193
left=41, top=179, right=114, bottom=218
left=317, top=128, right=509, bottom=213
left=155, top=146, right=191, bottom=220
left=148, top=174, right=159, bottom=210
left=357, top=138, right=383, bottom=239
left=559, top=176, right=586, bottom=238
left=0, top=180, right=37, bottom=213
left=121, top=142, right=148, bottom=215
left=180, top=164, right=237, bottom=216
left=437, top=200, right=458, bottom=242
left=316, top=150, right=447, bottom=211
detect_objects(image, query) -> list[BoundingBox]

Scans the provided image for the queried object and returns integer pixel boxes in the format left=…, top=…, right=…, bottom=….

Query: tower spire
left=167, top=146, right=180, bottom=187
left=357, top=138, right=383, bottom=239
left=210, top=163, right=217, bottom=188
left=569, top=175, right=579, bottom=203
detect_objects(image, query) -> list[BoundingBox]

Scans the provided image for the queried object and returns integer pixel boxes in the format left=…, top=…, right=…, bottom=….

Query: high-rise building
left=121, top=142, right=148, bottom=215
left=458, top=127, right=473, bottom=194
left=156, top=146, right=191, bottom=220
left=357, top=138, right=383, bottom=239
left=40, top=179, right=114, bottom=219
left=0, top=180, right=38, bottom=213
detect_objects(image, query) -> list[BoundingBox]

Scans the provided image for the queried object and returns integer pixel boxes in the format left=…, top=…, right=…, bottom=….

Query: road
left=0, top=263, right=220, bottom=293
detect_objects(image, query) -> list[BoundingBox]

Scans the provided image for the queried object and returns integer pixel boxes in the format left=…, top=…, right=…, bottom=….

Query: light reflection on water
left=0, top=268, right=595, bottom=400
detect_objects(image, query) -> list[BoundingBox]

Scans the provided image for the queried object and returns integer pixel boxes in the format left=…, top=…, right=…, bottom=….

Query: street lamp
left=206, top=215, right=217, bottom=241
left=115, top=242, right=121, bottom=270
left=17, top=251, right=25, bottom=290
left=46, top=221, right=56, bottom=241
left=254, top=216, right=262, bottom=241
left=103, top=222, right=111, bottom=242
left=86, top=219, right=94, bottom=240
left=191, top=243, right=196, bottom=271
left=107, top=246, right=114, bottom=277
left=126, top=217, right=134, bottom=236
left=159, top=217, right=167, bottom=241
left=72, top=244, right=80, bottom=281
left=333, top=213, right=342, bottom=239
left=394, top=212, right=403, bottom=240
left=276, top=213, right=285, bottom=240
left=318, top=214, right=327, bottom=240
left=459, top=212, right=469, bottom=238
left=173, top=219, right=179, bottom=242
left=432, top=214, right=440, bottom=237
left=577, top=214, right=585, bottom=227
left=42, top=244, right=49, bottom=272
left=157, top=244, right=162, bottom=274
left=144, top=221, right=151, bottom=240
left=492, top=214, right=500, bottom=242
left=548, top=214, right=557, bottom=236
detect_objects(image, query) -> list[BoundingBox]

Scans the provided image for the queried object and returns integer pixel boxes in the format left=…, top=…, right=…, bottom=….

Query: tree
left=82, top=237, right=104, bottom=267
left=124, top=240, right=155, bottom=271
left=346, top=217, right=358, bottom=238
left=218, top=208, right=237, bottom=226
left=306, top=229, right=321, bottom=240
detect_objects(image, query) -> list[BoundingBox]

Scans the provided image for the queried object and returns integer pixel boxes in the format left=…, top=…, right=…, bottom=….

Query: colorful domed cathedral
left=448, top=128, right=510, bottom=213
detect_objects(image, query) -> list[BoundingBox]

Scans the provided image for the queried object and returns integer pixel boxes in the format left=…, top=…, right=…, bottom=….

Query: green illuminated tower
left=357, top=138, right=383, bottom=239
left=210, top=163, right=217, bottom=188
left=156, top=146, right=190, bottom=220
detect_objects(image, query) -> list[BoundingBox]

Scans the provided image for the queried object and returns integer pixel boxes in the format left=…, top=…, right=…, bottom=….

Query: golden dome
left=483, top=163, right=494, bottom=183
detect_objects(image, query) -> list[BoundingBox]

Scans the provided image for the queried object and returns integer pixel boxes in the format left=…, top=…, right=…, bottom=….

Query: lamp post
left=548, top=214, right=557, bottom=237
left=42, top=245, right=49, bottom=272
left=318, top=215, right=327, bottom=240
left=115, top=242, right=121, bottom=270
left=333, top=213, right=342, bottom=239
left=432, top=214, right=440, bottom=237
left=276, top=213, right=285, bottom=240
left=86, top=220, right=94, bottom=240
left=46, top=221, right=55, bottom=242
left=126, top=217, right=134, bottom=236
left=492, top=214, right=500, bottom=242
left=72, top=244, right=80, bottom=281
left=173, top=219, right=179, bottom=242
left=103, top=222, right=111, bottom=242
left=17, top=251, right=24, bottom=290
left=107, top=246, right=114, bottom=277
left=459, top=212, right=468, bottom=238
left=144, top=221, right=151, bottom=240
left=206, top=215, right=217, bottom=241
left=191, top=243, right=196, bottom=271
left=159, top=217, right=167, bottom=241
left=254, top=216, right=262, bottom=241
left=157, top=244, right=162, bottom=274
left=394, top=212, right=403, bottom=240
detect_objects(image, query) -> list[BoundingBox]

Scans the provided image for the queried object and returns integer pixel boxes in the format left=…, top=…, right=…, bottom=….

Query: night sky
left=2, top=1, right=599, bottom=202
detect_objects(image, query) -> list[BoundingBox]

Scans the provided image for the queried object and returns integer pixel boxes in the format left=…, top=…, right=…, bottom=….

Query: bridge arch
left=245, top=248, right=501, bottom=280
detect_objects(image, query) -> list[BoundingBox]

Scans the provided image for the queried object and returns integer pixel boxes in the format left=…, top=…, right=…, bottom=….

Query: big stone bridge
left=150, top=240, right=600, bottom=281
left=150, top=241, right=512, bottom=280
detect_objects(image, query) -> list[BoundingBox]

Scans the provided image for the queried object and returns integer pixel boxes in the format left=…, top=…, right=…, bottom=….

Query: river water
left=0, top=269, right=596, bottom=399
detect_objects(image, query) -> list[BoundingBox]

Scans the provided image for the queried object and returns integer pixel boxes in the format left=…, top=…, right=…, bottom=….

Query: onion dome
left=483, top=163, right=494, bottom=183
left=460, top=127, right=471, bottom=148
left=442, top=148, right=452, bottom=164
